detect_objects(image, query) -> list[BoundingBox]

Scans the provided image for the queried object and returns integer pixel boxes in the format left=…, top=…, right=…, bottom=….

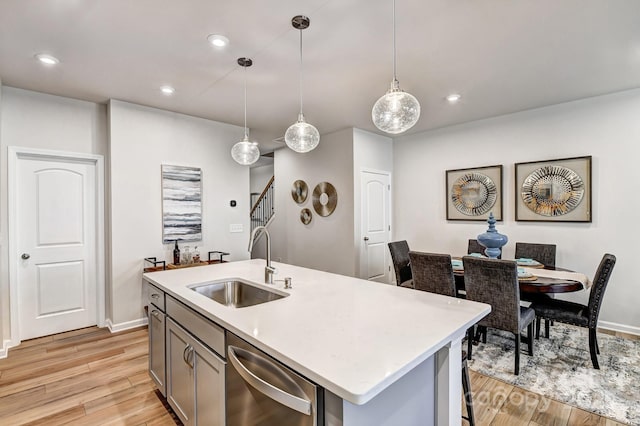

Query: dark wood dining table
left=452, top=261, right=587, bottom=295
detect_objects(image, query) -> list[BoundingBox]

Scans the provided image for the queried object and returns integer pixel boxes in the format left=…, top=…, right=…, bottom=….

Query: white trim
left=0, top=339, right=15, bottom=359
left=106, top=317, right=148, bottom=333
left=7, top=146, right=106, bottom=346
left=598, top=320, right=640, bottom=337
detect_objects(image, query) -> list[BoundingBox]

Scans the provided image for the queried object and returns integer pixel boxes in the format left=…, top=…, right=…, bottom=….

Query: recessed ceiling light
left=35, top=54, right=59, bottom=65
left=160, top=86, right=175, bottom=95
left=207, top=34, right=229, bottom=48
left=446, top=93, right=462, bottom=103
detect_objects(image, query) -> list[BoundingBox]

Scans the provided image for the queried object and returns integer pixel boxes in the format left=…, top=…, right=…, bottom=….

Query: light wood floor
left=0, top=326, right=631, bottom=425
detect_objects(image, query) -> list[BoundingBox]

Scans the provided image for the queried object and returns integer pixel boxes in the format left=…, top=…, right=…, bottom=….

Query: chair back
left=388, top=240, right=411, bottom=286
left=463, top=256, right=520, bottom=333
left=587, top=253, right=616, bottom=328
left=468, top=239, right=501, bottom=259
left=514, top=242, right=556, bottom=267
left=409, top=251, right=456, bottom=297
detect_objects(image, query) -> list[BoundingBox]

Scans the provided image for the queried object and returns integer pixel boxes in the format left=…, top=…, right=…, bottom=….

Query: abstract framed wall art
left=515, top=156, right=592, bottom=222
left=162, top=165, right=202, bottom=243
left=446, top=165, right=503, bottom=221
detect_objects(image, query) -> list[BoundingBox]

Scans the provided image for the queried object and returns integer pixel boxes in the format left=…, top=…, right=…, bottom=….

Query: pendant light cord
left=392, top=0, right=397, bottom=81
left=299, top=28, right=304, bottom=115
left=243, top=64, right=248, bottom=138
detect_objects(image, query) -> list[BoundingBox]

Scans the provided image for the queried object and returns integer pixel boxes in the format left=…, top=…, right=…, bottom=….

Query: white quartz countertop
left=143, top=259, right=490, bottom=405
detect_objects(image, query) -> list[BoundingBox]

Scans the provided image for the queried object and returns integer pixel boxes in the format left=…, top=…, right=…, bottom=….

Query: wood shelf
left=144, top=259, right=225, bottom=273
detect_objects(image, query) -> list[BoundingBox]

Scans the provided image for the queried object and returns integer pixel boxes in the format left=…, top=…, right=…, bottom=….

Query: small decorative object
left=193, top=246, right=200, bottom=263
left=515, top=156, right=591, bottom=222
left=181, top=246, right=192, bottom=265
left=446, top=165, right=503, bottom=221
left=173, top=241, right=180, bottom=265
left=312, top=182, right=338, bottom=217
left=162, top=165, right=202, bottom=243
left=300, top=208, right=312, bottom=225
left=477, top=212, right=508, bottom=259
left=291, top=180, right=308, bottom=204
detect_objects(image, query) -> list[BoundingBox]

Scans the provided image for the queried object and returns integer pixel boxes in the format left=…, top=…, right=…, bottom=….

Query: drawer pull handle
left=183, top=345, right=194, bottom=369
left=151, top=310, right=161, bottom=318
left=151, top=293, right=160, bottom=299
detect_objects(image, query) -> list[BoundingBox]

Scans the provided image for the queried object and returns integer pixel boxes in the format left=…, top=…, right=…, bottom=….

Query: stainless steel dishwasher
left=226, top=332, right=322, bottom=426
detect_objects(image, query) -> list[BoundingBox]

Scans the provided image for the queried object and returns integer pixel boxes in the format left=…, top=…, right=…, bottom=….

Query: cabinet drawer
left=167, top=296, right=225, bottom=358
left=146, top=282, right=166, bottom=312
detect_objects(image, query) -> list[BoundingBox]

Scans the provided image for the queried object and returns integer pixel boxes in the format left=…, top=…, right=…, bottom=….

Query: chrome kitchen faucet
left=248, top=226, right=276, bottom=284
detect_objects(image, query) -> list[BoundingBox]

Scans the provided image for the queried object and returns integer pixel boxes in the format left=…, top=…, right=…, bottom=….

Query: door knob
left=363, top=237, right=369, bottom=241
left=21, top=253, right=30, bottom=260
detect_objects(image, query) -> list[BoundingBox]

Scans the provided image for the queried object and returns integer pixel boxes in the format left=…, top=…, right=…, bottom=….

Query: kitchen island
left=143, top=259, right=490, bottom=425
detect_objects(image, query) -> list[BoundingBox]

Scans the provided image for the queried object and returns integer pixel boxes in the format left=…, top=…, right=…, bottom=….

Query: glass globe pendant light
left=231, top=57, right=260, bottom=165
left=372, top=0, right=421, bottom=134
left=285, top=15, right=320, bottom=153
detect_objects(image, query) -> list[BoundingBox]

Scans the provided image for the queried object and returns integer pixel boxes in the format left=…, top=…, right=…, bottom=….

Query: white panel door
left=16, top=155, right=98, bottom=340
left=360, top=171, right=391, bottom=283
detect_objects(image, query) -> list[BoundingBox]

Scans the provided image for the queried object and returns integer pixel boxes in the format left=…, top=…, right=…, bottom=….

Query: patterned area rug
left=467, top=323, right=639, bottom=425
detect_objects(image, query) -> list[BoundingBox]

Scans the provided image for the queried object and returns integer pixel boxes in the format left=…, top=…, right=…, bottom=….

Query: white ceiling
left=1, top=0, right=639, bottom=152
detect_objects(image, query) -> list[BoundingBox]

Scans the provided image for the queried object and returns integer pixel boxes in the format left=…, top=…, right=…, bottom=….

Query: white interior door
left=360, top=170, right=391, bottom=283
left=15, top=153, right=98, bottom=340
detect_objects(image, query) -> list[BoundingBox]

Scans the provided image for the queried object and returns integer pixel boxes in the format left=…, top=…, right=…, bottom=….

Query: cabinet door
left=167, top=319, right=195, bottom=425
left=149, top=306, right=166, bottom=396
left=192, top=337, right=226, bottom=426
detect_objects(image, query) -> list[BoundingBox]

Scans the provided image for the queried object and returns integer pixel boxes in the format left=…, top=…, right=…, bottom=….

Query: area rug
left=467, top=323, right=639, bottom=425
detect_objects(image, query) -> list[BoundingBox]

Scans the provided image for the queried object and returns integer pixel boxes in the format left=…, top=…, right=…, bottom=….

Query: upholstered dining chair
left=388, top=240, right=413, bottom=288
left=463, top=256, right=535, bottom=375
left=516, top=242, right=557, bottom=334
left=531, top=253, right=616, bottom=369
left=514, top=242, right=556, bottom=267
left=468, top=239, right=501, bottom=259
left=408, top=251, right=475, bottom=425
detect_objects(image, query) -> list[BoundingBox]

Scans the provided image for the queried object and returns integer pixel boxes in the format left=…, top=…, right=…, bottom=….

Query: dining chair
left=387, top=240, right=413, bottom=288
left=531, top=253, right=616, bottom=369
left=514, top=242, right=556, bottom=267
left=463, top=256, right=535, bottom=375
left=468, top=239, right=501, bottom=259
left=408, top=251, right=475, bottom=425
left=516, top=242, right=557, bottom=334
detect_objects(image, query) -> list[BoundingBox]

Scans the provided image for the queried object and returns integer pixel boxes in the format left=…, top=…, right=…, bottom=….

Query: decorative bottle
left=193, top=246, right=200, bottom=263
left=173, top=240, right=180, bottom=265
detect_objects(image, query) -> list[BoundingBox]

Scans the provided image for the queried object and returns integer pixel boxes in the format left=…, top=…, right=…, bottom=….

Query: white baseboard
left=106, top=317, right=148, bottom=333
left=0, top=339, right=13, bottom=359
left=598, top=320, right=640, bottom=337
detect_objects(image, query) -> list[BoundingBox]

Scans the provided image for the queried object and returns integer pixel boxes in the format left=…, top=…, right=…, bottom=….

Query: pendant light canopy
left=231, top=57, right=260, bottom=165
left=285, top=15, right=320, bottom=153
left=372, top=0, right=421, bottom=134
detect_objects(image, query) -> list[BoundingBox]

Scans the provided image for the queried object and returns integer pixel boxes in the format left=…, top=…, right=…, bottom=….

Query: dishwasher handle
left=228, top=345, right=312, bottom=415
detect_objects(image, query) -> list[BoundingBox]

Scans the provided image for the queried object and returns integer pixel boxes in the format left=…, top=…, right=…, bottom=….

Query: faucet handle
left=266, top=265, right=277, bottom=274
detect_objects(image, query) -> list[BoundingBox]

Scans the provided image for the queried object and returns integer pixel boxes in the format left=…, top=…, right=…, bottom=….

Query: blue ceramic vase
left=477, top=212, right=508, bottom=259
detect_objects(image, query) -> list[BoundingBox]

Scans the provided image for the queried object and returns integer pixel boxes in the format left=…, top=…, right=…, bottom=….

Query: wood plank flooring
left=0, top=326, right=632, bottom=425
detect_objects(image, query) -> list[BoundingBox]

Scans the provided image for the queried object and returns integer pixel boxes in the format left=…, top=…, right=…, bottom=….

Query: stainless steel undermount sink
left=189, top=279, right=288, bottom=308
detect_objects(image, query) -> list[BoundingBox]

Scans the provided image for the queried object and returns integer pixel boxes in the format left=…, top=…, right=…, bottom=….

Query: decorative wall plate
left=291, top=180, right=308, bottom=204
left=521, top=165, right=584, bottom=217
left=451, top=172, right=497, bottom=216
left=312, top=182, right=338, bottom=217
left=300, top=208, right=312, bottom=225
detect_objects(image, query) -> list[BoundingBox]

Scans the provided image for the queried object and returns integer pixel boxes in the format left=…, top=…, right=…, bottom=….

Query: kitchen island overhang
left=143, top=259, right=490, bottom=425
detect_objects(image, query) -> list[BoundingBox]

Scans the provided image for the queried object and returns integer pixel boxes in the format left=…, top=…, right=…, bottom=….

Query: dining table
left=451, top=256, right=592, bottom=296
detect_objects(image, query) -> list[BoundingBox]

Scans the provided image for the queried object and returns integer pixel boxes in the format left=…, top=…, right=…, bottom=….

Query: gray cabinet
left=166, top=318, right=226, bottom=426
left=146, top=283, right=166, bottom=396
left=165, top=297, right=225, bottom=426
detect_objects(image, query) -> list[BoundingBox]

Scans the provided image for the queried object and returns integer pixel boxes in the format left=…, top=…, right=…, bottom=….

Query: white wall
left=269, top=128, right=355, bottom=276
left=108, top=100, right=250, bottom=327
left=394, top=89, right=640, bottom=332
left=0, top=87, right=107, bottom=347
left=353, top=129, right=393, bottom=279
